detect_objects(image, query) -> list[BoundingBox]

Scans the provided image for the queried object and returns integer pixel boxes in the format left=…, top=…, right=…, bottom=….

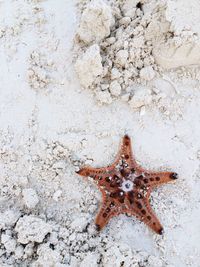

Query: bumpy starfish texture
left=76, top=135, right=178, bottom=235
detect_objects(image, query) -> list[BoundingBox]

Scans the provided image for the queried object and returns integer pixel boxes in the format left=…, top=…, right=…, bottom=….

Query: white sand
left=0, top=0, right=200, bottom=266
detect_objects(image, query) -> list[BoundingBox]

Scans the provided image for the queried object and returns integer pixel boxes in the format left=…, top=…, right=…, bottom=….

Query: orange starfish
left=76, top=135, right=178, bottom=235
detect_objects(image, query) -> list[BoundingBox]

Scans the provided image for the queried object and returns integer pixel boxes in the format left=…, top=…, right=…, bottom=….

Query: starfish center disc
left=121, top=180, right=134, bottom=192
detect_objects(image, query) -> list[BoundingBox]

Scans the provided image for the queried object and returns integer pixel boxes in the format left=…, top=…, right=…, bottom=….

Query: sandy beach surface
left=0, top=1, right=200, bottom=266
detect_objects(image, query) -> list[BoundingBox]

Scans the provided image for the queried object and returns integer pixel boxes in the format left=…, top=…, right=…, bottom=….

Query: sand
left=0, top=0, right=200, bottom=266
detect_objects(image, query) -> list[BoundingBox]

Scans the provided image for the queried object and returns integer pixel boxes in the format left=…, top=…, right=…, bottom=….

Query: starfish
left=76, top=135, right=178, bottom=235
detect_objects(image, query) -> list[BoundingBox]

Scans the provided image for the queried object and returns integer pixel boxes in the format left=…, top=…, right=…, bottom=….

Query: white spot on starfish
left=121, top=179, right=134, bottom=192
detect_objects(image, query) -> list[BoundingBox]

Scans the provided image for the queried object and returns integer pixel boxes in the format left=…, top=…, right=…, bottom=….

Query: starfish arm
left=145, top=171, right=178, bottom=188
left=114, top=135, right=137, bottom=171
left=140, top=207, right=163, bottom=235
left=142, top=199, right=164, bottom=235
left=95, top=200, right=119, bottom=231
left=76, top=165, right=115, bottom=181
left=127, top=199, right=164, bottom=235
